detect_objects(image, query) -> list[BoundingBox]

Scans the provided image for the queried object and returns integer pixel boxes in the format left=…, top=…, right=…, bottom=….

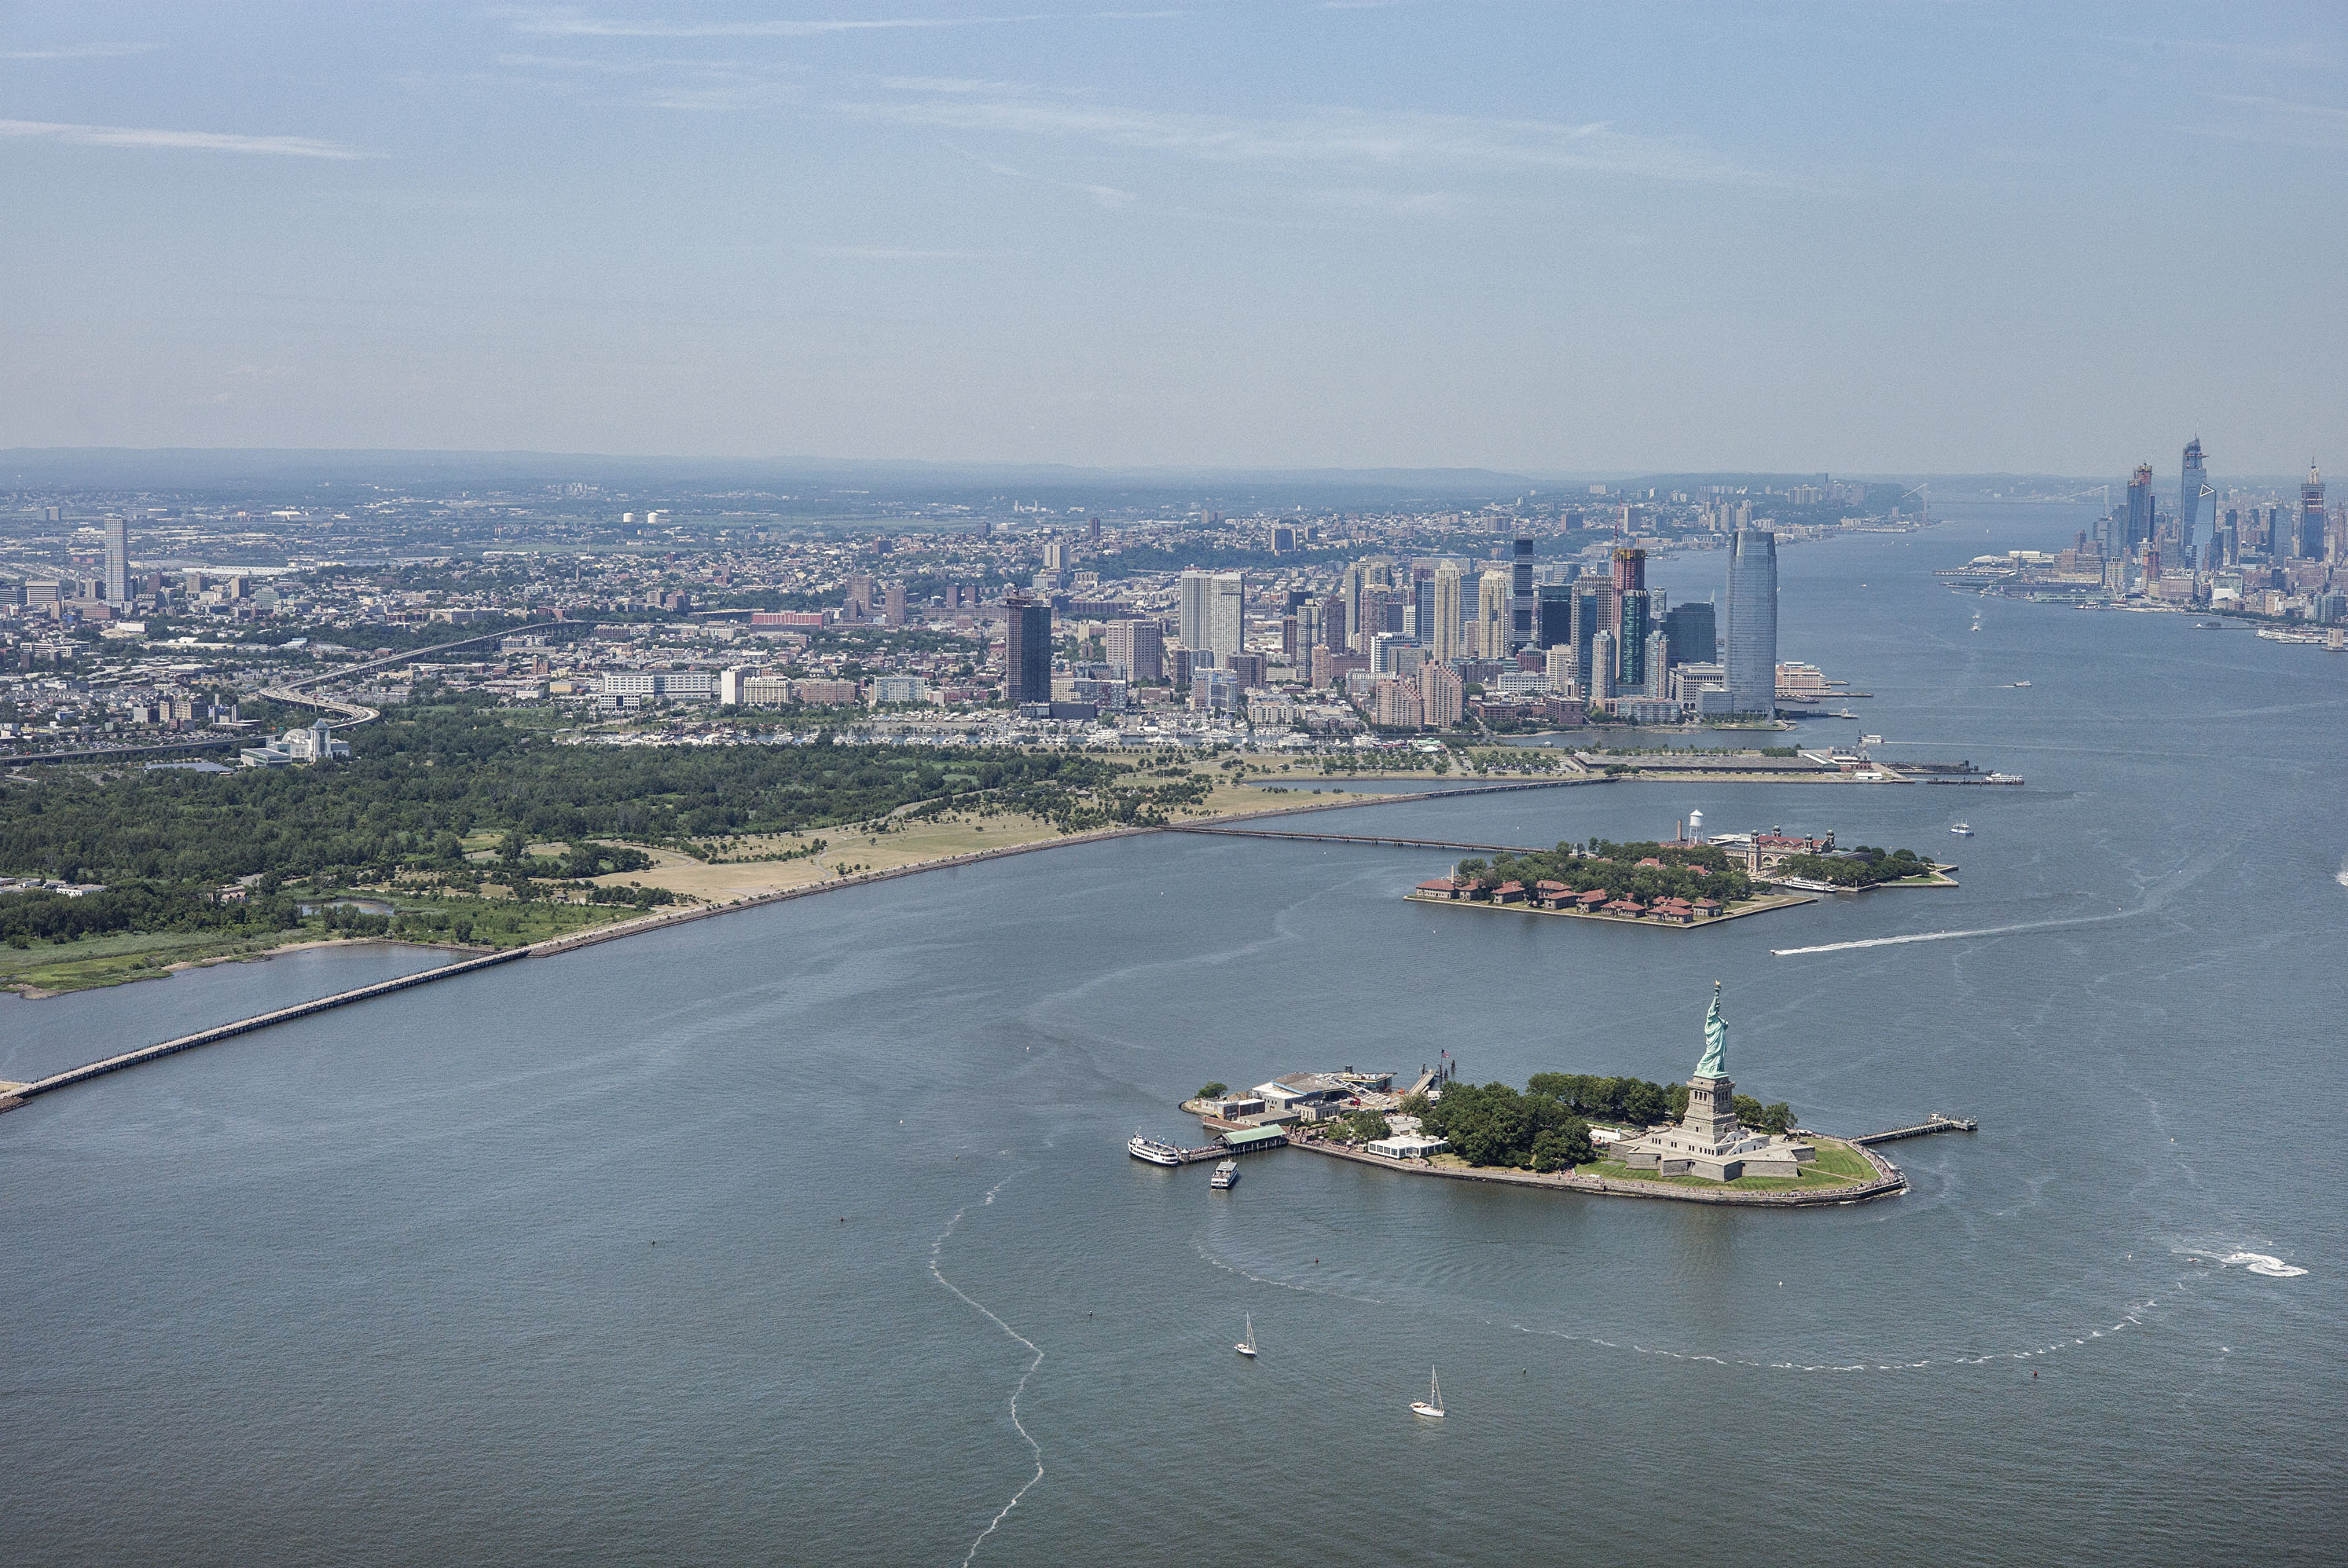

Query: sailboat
left=1410, top=1366, right=1444, bottom=1419
left=1235, top=1314, right=1257, bottom=1358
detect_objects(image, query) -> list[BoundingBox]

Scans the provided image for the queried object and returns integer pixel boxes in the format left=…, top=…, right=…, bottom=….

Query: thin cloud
left=0, top=42, right=157, bottom=60
left=501, top=8, right=1055, bottom=38
left=844, top=96, right=1791, bottom=187
left=805, top=244, right=1009, bottom=259
left=949, top=142, right=1138, bottom=208
left=0, top=119, right=372, bottom=159
left=2188, top=93, right=2348, bottom=150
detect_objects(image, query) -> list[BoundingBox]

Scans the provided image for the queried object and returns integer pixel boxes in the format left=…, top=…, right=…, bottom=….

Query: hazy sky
left=3, top=2, right=2342, bottom=474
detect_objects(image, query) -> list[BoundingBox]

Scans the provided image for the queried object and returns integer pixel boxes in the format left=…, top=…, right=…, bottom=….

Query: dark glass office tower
left=1004, top=595, right=1053, bottom=705
left=1663, top=601, right=1715, bottom=665
left=1510, top=534, right=1535, bottom=652
left=1571, top=586, right=1605, bottom=691
left=2302, top=464, right=2328, bottom=559
left=1723, top=529, right=1778, bottom=716
left=2126, top=463, right=2155, bottom=554
left=1536, top=584, right=1573, bottom=649
left=2179, top=438, right=2208, bottom=557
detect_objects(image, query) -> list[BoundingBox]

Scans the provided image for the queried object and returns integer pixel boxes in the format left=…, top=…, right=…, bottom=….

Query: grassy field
left=573, top=764, right=1399, bottom=904
left=1575, top=1136, right=1878, bottom=1191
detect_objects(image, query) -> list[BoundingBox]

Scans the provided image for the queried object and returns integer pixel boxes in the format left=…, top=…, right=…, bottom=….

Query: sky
left=2, top=2, right=2343, bottom=476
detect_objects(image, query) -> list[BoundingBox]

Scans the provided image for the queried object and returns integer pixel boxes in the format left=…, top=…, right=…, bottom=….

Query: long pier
left=1852, top=1114, right=1978, bottom=1145
left=0, top=947, right=528, bottom=1112
left=1168, top=825, right=1542, bottom=855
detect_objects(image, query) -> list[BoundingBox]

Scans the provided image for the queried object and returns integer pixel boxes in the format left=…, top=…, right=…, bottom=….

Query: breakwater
left=0, top=947, right=528, bottom=1112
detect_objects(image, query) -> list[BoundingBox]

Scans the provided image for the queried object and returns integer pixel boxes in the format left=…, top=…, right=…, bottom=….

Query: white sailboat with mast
left=1411, top=1366, right=1444, bottom=1418
left=1235, top=1314, right=1257, bottom=1358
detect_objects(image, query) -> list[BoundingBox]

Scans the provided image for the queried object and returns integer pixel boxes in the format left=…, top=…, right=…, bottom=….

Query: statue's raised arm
left=1694, top=981, right=1727, bottom=1079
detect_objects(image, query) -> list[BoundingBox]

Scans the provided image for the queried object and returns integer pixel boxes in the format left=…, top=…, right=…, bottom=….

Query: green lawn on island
left=1576, top=1137, right=1878, bottom=1192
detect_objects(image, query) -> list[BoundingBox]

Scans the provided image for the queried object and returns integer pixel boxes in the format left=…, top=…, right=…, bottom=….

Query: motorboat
left=1950, top=823, right=1973, bottom=836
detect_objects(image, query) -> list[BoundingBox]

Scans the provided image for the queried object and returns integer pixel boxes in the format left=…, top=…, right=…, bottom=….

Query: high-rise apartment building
left=1477, top=569, right=1510, bottom=658
left=1207, top=572, right=1245, bottom=657
left=1418, top=660, right=1464, bottom=728
left=1645, top=630, right=1670, bottom=700
left=1543, top=643, right=1576, bottom=697
left=1179, top=570, right=1211, bottom=650
left=1431, top=566, right=1464, bottom=663
left=1105, top=619, right=1164, bottom=682
left=882, top=582, right=907, bottom=627
left=1722, top=529, right=1778, bottom=716
left=103, top=515, right=130, bottom=603
left=1003, top=595, right=1053, bottom=705
left=1590, top=631, right=1616, bottom=702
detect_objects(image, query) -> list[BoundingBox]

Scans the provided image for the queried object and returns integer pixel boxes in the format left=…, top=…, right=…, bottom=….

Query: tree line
left=1454, top=839, right=1755, bottom=907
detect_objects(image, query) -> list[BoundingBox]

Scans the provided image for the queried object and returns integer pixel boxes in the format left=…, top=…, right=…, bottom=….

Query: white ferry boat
left=1128, top=1134, right=1184, bottom=1167
left=1209, top=1160, right=1239, bottom=1189
left=1950, top=822, right=1974, bottom=836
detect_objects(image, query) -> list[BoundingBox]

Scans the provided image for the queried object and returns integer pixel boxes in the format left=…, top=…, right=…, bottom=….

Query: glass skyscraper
left=2178, top=438, right=2207, bottom=557
left=1722, top=529, right=1778, bottom=716
left=1004, top=595, right=1053, bottom=705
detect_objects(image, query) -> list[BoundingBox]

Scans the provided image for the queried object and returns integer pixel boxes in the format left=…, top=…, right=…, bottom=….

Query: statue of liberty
left=1694, top=981, right=1727, bottom=1079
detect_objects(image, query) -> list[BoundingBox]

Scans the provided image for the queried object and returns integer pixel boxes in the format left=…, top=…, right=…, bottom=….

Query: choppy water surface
left=3, top=505, right=2342, bottom=1565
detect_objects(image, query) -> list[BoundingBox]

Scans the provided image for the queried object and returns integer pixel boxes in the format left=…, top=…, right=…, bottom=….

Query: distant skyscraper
left=1003, top=595, right=1052, bottom=705
left=1722, top=529, right=1778, bottom=716
left=1509, top=533, right=1535, bottom=653
left=1616, top=583, right=1651, bottom=691
left=1179, top=570, right=1213, bottom=650
left=1535, top=583, right=1572, bottom=650
left=1590, top=630, right=1616, bottom=702
left=1644, top=630, right=1669, bottom=699
left=2178, top=438, right=2208, bottom=558
left=1571, top=585, right=1605, bottom=693
left=1477, top=569, right=1511, bottom=658
left=1663, top=601, right=1715, bottom=665
left=102, top=514, right=129, bottom=603
left=2125, top=463, right=2154, bottom=555
left=1105, top=619, right=1163, bottom=682
left=2302, top=463, right=2329, bottom=559
left=1431, top=566, right=1464, bottom=663
left=1206, top=572, right=1245, bottom=657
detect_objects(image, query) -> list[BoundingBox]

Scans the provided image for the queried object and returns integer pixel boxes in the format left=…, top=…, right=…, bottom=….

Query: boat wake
left=2335, top=855, right=2348, bottom=891
left=930, top=1175, right=1044, bottom=1566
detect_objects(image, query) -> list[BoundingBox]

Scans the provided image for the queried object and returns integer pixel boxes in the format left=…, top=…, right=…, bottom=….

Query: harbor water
left=2, top=504, right=2340, bottom=1564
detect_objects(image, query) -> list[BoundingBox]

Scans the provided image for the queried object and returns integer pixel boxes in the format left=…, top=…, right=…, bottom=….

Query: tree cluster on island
left=1777, top=845, right=1931, bottom=887
left=1407, top=1075, right=1795, bottom=1173
left=1454, top=839, right=1755, bottom=906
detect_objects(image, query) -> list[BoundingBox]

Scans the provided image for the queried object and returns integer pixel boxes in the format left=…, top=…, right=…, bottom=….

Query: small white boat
left=1950, top=823, right=1973, bottom=837
left=1859, top=734, right=1883, bottom=746
left=1128, top=1134, right=1183, bottom=1167
left=1410, top=1366, right=1444, bottom=1419
left=2009, top=680, right=2031, bottom=688
left=1236, top=1314, right=1257, bottom=1358
left=1210, top=1159, right=1238, bottom=1190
